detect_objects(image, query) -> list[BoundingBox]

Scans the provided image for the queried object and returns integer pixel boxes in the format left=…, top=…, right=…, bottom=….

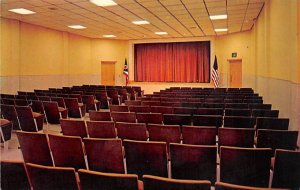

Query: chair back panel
left=86, top=121, right=116, bottom=138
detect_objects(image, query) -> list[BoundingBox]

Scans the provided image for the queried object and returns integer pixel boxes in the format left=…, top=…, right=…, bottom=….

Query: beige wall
left=0, top=18, right=128, bottom=93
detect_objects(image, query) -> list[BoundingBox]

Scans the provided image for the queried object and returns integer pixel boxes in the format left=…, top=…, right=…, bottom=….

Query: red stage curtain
left=134, top=41, right=210, bottom=83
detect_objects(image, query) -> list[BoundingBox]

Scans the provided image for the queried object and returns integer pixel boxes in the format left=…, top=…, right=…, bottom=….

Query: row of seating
left=58, top=119, right=298, bottom=155
left=112, top=104, right=279, bottom=117
left=89, top=110, right=289, bottom=130
left=4, top=160, right=296, bottom=190
left=14, top=131, right=300, bottom=188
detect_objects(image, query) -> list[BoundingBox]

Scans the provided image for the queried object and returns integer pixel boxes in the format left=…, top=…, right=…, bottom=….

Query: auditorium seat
left=60, top=119, right=88, bottom=138
left=225, top=103, right=249, bottom=109
left=26, top=163, right=80, bottom=190
left=1, top=104, right=20, bottom=130
left=129, top=105, right=151, bottom=113
left=256, top=129, right=298, bottom=155
left=107, top=90, right=122, bottom=105
left=64, top=98, right=86, bottom=118
left=50, top=97, right=66, bottom=108
left=136, top=113, right=163, bottom=124
left=220, top=146, right=272, bottom=187
left=82, top=94, right=101, bottom=111
left=143, top=175, right=211, bottom=190
left=111, top=112, right=137, bottom=123
left=223, top=116, right=256, bottom=129
left=79, top=169, right=140, bottom=190
left=193, top=115, right=223, bottom=128
left=141, top=101, right=161, bottom=106
left=195, top=108, right=224, bottom=116
left=272, top=149, right=300, bottom=189
left=15, top=106, right=44, bottom=132
left=2, top=98, right=16, bottom=105
left=124, top=139, right=168, bottom=179
left=37, top=96, right=51, bottom=101
left=150, top=106, right=174, bottom=114
left=125, top=100, right=142, bottom=106
left=43, top=101, right=68, bottom=124
left=0, top=119, right=13, bottom=149
left=163, top=114, right=192, bottom=126
left=16, top=131, right=53, bottom=166
left=173, top=107, right=197, bottom=115
left=115, top=122, right=148, bottom=141
left=83, top=138, right=125, bottom=173
left=181, top=126, right=217, bottom=145
left=215, top=182, right=275, bottom=190
left=86, top=121, right=117, bottom=138
left=218, top=128, right=255, bottom=148
left=89, top=110, right=112, bottom=121
left=170, top=143, right=217, bottom=182
left=224, top=108, right=252, bottom=116
left=251, top=109, right=279, bottom=118
left=0, top=160, right=31, bottom=190
left=48, top=134, right=86, bottom=170
left=110, top=105, right=129, bottom=112
left=256, top=117, right=289, bottom=130
left=248, top=103, right=272, bottom=110
left=94, top=91, right=111, bottom=109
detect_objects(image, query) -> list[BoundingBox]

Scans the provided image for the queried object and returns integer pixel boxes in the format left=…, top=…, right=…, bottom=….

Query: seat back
left=128, top=105, right=151, bottom=113
left=218, top=128, right=255, bottom=148
left=79, top=169, right=139, bottom=190
left=26, top=163, right=79, bottom=190
left=60, top=119, right=88, bottom=138
left=173, top=107, right=197, bottom=115
left=0, top=160, right=31, bottom=190
left=150, top=106, right=173, bottom=114
left=224, top=109, right=252, bottom=116
left=43, top=101, right=61, bottom=124
left=89, top=111, right=112, bottom=121
left=163, top=114, right=192, bottom=125
left=182, top=126, right=217, bottom=145
left=223, top=116, right=256, bottom=128
left=64, top=98, right=84, bottom=118
left=170, top=143, right=217, bottom=182
left=215, top=182, right=279, bottom=190
left=125, top=100, right=142, bottom=106
left=110, top=105, right=129, bottom=112
left=251, top=109, right=279, bottom=118
left=272, top=149, right=300, bottom=189
left=124, top=139, right=168, bottom=179
left=83, top=138, right=125, bottom=173
left=48, top=134, right=86, bottom=170
left=111, top=112, right=136, bottom=123
left=115, top=122, right=148, bottom=141
left=220, top=146, right=271, bottom=187
left=193, top=115, right=223, bottom=128
left=16, top=131, right=53, bottom=166
left=15, top=106, right=42, bottom=132
left=256, top=117, right=289, bottom=130
left=82, top=95, right=99, bottom=111
left=86, top=121, right=117, bottom=138
left=256, top=129, right=298, bottom=155
left=0, top=119, right=13, bottom=142
left=51, top=97, right=66, bottom=108
left=195, top=108, right=224, bottom=115
left=147, top=124, right=181, bottom=144
left=136, top=113, right=163, bottom=124
left=143, top=175, right=211, bottom=190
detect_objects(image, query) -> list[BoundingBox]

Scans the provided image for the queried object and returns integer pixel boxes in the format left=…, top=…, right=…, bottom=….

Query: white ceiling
left=1, top=0, right=265, bottom=40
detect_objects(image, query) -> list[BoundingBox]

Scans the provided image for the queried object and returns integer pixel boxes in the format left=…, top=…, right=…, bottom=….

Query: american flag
left=212, top=55, right=219, bottom=88
left=123, top=58, right=129, bottom=86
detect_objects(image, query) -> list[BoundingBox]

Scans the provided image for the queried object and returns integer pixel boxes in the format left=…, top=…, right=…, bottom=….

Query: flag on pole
left=123, top=58, right=129, bottom=86
left=212, top=55, right=219, bottom=88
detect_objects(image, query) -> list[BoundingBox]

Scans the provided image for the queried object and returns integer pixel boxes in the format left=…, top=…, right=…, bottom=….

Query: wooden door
left=229, top=59, right=242, bottom=88
left=101, top=61, right=115, bottom=85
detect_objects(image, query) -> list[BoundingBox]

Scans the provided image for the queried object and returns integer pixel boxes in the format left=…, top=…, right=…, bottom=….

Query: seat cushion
left=0, top=119, right=11, bottom=126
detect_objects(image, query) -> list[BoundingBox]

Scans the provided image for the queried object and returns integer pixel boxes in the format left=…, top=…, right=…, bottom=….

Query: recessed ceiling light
left=103, top=34, right=116, bottom=38
left=215, top=28, right=228, bottom=32
left=68, top=25, right=86, bottom=29
left=132, top=20, right=150, bottom=25
left=89, top=0, right=117, bottom=7
left=9, top=8, right=36, bottom=15
left=155, top=32, right=168, bottom=35
left=210, top=14, right=227, bottom=20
